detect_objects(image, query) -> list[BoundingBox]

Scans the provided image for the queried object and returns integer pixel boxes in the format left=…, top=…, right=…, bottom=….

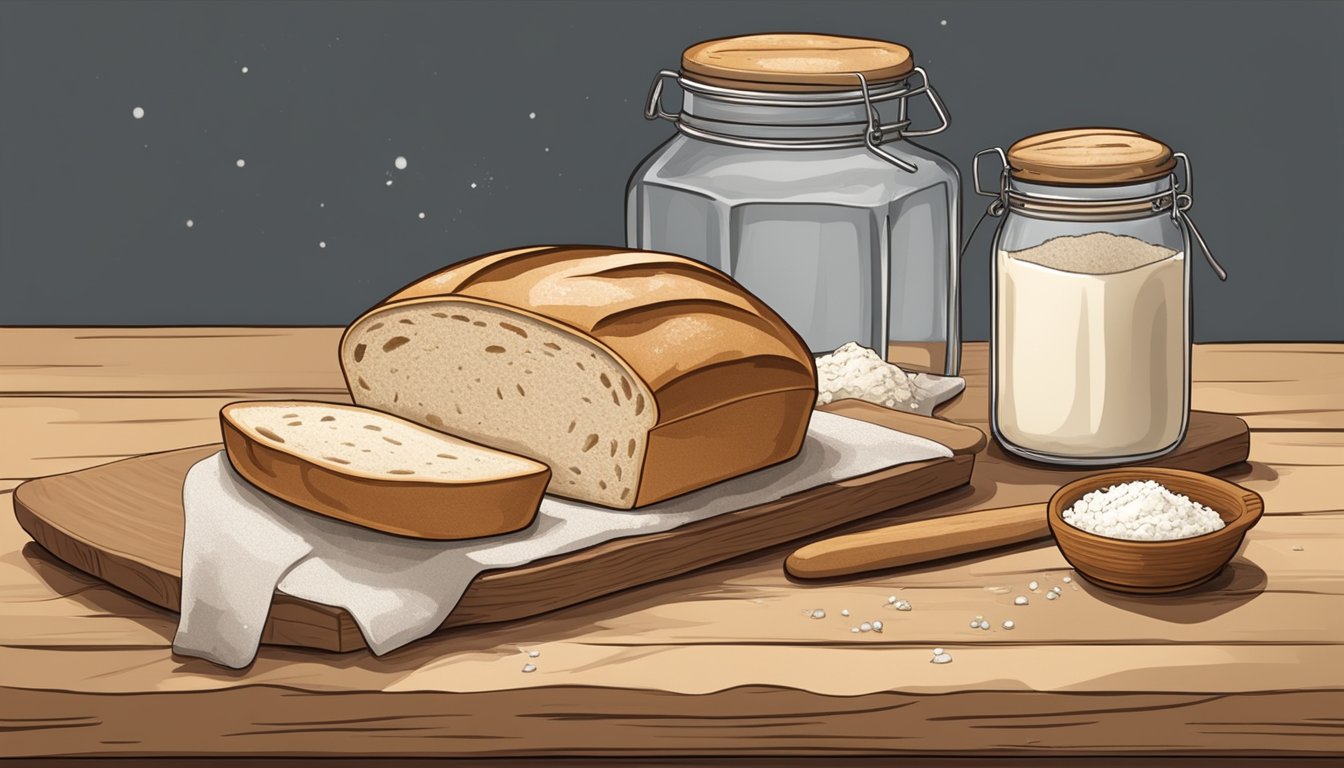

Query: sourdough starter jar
left=627, top=34, right=961, bottom=374
left=976, top=129, right=1226, bottom=465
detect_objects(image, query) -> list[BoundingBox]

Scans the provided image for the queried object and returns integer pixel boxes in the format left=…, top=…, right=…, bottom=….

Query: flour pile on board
left=816, top=342, right=920, bottom=410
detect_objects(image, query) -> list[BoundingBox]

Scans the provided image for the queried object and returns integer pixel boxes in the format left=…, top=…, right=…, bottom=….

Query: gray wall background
left=1, top=0, right=1340, bottom=340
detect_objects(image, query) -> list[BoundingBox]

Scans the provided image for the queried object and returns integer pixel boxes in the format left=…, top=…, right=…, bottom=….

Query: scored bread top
left=352, top=246, right=818, bottom=422
left=222, top=402, right=548, bottom=482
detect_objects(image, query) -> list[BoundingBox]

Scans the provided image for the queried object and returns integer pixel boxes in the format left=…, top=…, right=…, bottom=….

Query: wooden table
left=2, top=329, right=1340, bottom=763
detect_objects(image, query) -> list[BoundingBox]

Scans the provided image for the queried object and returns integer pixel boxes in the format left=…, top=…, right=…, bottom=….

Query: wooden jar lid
left=682, top=33, right=914, bottom=92
left=1007, top=128, right=1177, bottom=185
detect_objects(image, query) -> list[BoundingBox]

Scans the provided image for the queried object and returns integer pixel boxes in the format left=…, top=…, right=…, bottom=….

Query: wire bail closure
left=642, top=67, right=949, bottom=174
left=972, top=147, right=1227, bottom=280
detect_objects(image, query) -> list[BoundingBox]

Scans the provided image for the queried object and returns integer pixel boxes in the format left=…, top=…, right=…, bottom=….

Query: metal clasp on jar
left=971, top=147, right=1227, bottom=280
left=643, top=67, right=950, bottom=174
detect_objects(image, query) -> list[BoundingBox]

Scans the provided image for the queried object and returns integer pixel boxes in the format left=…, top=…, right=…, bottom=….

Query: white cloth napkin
left=172, top=410, right=952, bottom=668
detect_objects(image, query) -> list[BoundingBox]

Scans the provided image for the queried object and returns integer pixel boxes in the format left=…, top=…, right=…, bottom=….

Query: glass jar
left=975, top=129, right=1226, bottom=465
left=626, top=34, right=961, bottom=375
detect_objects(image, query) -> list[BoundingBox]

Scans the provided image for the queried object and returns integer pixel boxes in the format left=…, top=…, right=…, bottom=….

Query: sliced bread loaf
left=220, top=401, right=550, bottom=540
left=339, top=245, right=817, bottom=509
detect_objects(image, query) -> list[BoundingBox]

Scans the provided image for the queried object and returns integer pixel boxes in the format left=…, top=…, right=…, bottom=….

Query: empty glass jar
left=627, top=34, right=961, bottom=374
left=976, top=128, right=1226, bottom=465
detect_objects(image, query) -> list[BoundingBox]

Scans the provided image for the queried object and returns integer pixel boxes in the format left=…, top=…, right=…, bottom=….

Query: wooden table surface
left=1, top=328, right=1340, bottom=761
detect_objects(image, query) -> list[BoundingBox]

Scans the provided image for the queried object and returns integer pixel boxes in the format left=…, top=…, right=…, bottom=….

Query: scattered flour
left=1063, top=480, right=1225, bottom=541
left=816, top=342, right=923, bottom=410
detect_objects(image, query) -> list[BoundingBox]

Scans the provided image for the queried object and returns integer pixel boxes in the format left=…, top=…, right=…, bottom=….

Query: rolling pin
left=786, top=504, right=1052, bottom=579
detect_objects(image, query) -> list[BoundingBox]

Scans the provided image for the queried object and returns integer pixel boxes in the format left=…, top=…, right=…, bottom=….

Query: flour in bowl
left=1062, top=480, right=1225, bottom=541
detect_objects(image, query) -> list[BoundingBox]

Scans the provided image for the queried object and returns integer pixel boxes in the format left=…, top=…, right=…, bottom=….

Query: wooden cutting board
left=13, top=401, right=987, bottom=653
left=13, top=403, right=1250, bottom=654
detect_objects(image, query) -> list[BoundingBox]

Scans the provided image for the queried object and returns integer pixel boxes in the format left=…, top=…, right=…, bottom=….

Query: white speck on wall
left=185, top=219, right=194, bottom=228
left=529, top=112, right=536, bottom=120
left=235, top=159, right=246, bottom=168
left=385, top=179, right=393, bottom=186
left=394, top=156, right=408, bottom=170
left=132, top=106, right=145, bottom=119
left=418, top=212, right=426, bottom=219
left=940, top=19, right=948, bottom=25
left=319, top=241, right=327, bottom=249
left=470, top=182, right=477, bottom=189
left=241, top=66, right=249, bottom=74
left=544, top=147, right=550, bottom=153
left=319, top=202, right=325, bottom=208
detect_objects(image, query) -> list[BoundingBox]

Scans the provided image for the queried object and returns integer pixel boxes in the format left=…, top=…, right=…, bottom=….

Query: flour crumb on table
left=931, top=648, right=953, bottom=664
left=1014, top=595, right=1029, bottom=605
left=522, top=663, right=537, bottom=673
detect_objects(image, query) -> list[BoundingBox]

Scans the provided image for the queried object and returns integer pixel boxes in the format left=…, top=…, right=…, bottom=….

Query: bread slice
left=340, top=246, right=816, bottom=509
left=220, top=401, right=550, bottom=540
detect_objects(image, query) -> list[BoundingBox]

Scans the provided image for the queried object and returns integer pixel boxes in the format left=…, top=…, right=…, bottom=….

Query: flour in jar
left=995, top=232, right=1185, bottom=458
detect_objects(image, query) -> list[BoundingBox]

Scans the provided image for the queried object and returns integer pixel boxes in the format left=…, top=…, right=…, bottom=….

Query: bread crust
left=346, top=246, right=817, bottom=421
left=220, top=402, right=550, bottom=540
left=340, top=245, right=818, bottom=508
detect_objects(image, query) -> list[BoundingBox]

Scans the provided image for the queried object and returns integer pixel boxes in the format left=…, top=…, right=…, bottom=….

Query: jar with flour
left=974, top=129, right=1226, bottom=465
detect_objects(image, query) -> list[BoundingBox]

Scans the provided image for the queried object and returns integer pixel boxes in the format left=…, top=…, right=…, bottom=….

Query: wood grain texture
left=0, top=331, right=1340, bottom=759
left=0, top=326, right=347, bottom=396
left=4, top=684, right=1343, bottom=758
left=13, top=401, right=984, bottom=652
left=1007, top=127, right=1176, bottom=185
left=681, top=33, right=914, bottom=91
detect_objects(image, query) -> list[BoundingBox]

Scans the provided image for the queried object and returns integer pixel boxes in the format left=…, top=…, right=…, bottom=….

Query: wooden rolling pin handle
left=786, top=504, right=1052, bottom=580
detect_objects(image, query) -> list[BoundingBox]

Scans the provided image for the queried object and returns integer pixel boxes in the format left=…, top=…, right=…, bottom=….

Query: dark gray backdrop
left=2, top=0, right=1340, bottom=340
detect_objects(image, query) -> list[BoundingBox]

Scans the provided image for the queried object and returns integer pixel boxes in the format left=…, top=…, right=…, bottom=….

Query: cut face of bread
left=221, top=401, right=550, bottom=540
left=340, top=246, right=818, bottom=509
left=342, top=299, right=657, bottom=507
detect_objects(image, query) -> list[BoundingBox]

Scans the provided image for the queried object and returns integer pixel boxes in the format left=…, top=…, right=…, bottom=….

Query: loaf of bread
left=221, top=401, right=550, bottom=539
left=339, top=246, right=817, bottom=508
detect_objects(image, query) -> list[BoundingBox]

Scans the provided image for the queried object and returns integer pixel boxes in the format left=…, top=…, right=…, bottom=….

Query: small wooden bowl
left=1047, top=467, right=1264, bottom=594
